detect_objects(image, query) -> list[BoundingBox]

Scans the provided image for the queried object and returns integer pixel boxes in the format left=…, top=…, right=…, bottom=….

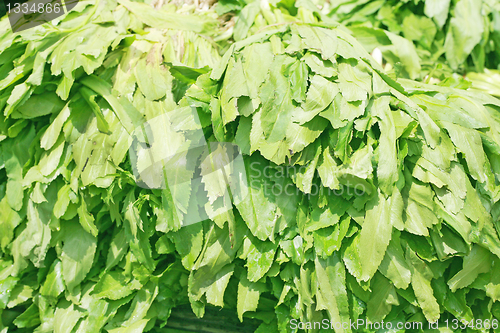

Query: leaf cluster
left=1, top=1, right=500, bottom=333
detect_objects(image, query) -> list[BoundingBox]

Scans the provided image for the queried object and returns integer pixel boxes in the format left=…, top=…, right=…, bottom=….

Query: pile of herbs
left=222, top=0, right=500, bottom=80
left=318, top=0, right=500, bottom=79
left=1, top=0, right=500, bottom=333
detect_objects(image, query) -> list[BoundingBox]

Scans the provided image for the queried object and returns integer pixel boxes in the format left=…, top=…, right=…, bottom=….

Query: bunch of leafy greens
left=2, top=0, right=500, bottom=333
left=193, top=14, right=500, bottom=331
left=0, top=1, right=225, bottom=332
left=221, top=0, right=500, bottom=80
left=321, top=0, right=500, bottom=78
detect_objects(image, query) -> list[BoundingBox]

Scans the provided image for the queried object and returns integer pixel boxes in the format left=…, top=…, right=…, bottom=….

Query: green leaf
left=448, top=245, right=491, bottom=292
left=12, top=91, right=64, bottom=119
left=337, top=144, right=374, bottom=191
left=406, top=245, right=440, bottom=323
left=402, top=13, right=437, bottom=49
left=295, top=25, right=338, bottom=60
left=236, top=155, right=277, bottom=241
left=114, top=281, right=158, bottom=329
left=220, top=58, right=246, bottom=123
left=77, top=194, right=98, bottom=237
left=314, top=253, right=351, bottom=332
left=306, top=195, right=350, bottom=233
left=7, top=280, right=34, bottom=309
left=200, top=143, right=235, bottom=205
left=237, top=271, right=265, bottom=322
left=424, top=0, right=451, bottom=28
left=292, top=142, right=321, bottom=194
left=53, top=185, right=71, bottom=219
left=318, top=147, right=340, bottom=190
left=485, top=259, right=500, bottom=302
left=0, top=275, right=18, bottom=309
left=134, top=49, right=173, bottom=101
left=433, top=277, right=474, bottom=322
left=404, top=181, right=438, bottom=237
left=412, top=94, right=487, bottom=130
left=0, top=197, right=22, bottom=250
left=92, top=271, right=139, bottom=300
left=259, top=56, right=294, bottom=143
left=40, top=102, right=70, bottom=150
left=13, top=303, right=40, bottom=328
left=392, top=88, right=440, bottom=148
left=12, top=199, right=52, bottom=271
left=210, top=44, right=235, bottom=81
left=338, top=63, right=371, bottom=102
left=385, top=32, right=421, bottom=80
left=444, top=0, right=484, bottom=69
left=40, top=260, right=65, bottom=299
left=372, top=96, right=398, bottom=195
left=170, top=223, right=204, bottom=271
left=281, top=235, right=305, bottom=266
left=54, top=303, right=83, bottom=333
left=37, top=136, right=65, bottom=177
left=205, top=264, right=235, bottom=307
left=314, top=216, right=350, bottom=258
left=119, top=0, right=219, bottom=34
left=242, top=236, right=277, bottom=282
left=302, top=51, right=337, bottom=78
left=169, top=65, right=210, bottom=85
left=357, top=191, right=394, bottom=281
left=241, top=42, right=274, bottom=99
left=295, top=75, right=338, bottom=124
left=189, top=221, right=244, bottom=302
left=287, top=59, right=309, bottom=103
left=74, top=292, right=113, bottom=333
left=378, top=231, right=411, bottom=289
left=443, top=121, right=496, bottom=192
left=366, top=273, right=399, bottom=322
left=80, top=75, right=144, bottom=135
left=430, top=225, right=468, bottom=260
left=61, top=221, right=97, bottom=291
left=106, top=229, right=129, bottom=271
left=4, top=126, right=35, bottom=211
left=5, top=83, right=33, bottom=118
left=123, top=200, right=155, bottom=272
left=343, top=234, right=363, bottom=281
left=80, top=87, right=110, bottom=134
left=233, top=2, right=261, bottom=41
left=469, top=215, right=500, bottom=259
